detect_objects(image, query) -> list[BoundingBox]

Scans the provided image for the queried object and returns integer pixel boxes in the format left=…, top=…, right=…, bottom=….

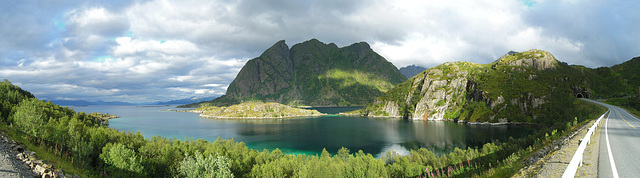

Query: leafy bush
left=178, top=151, right=233, bottom=178
left=100, top=143, right=145, bottom=177
left=12, top=98, right=48, bottom=137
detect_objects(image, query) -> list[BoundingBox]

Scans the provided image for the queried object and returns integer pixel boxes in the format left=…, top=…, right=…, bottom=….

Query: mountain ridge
left=362, top=49, right=631, bottom=127
left=399, top=65, right=428, bottom=78
left=183, top=39, right=407, bottom=107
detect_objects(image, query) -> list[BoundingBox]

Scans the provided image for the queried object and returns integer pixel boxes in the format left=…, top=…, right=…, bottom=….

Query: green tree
left=178, top=151, right=233, bottom=178
left=100, top=143, right=145, bottom=177
left=12, top=98, right=47, bottom=137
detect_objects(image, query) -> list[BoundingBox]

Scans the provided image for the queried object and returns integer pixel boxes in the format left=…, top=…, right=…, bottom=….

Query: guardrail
left=562, top=110, right=609, bottom=178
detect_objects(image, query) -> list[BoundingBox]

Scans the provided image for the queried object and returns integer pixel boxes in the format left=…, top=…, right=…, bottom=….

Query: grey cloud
left=2, top=0, right=639, bottom=103
left=523, top=0, right=640, bottom=67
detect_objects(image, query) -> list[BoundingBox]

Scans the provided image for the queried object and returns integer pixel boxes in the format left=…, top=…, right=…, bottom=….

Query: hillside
left=399, top=65, right=428, bottom=78
left=569, top=56, right=640, bottom=98
left=363, top=49, right=607, bottom=127
left=183, top=39, right=406, bottom=107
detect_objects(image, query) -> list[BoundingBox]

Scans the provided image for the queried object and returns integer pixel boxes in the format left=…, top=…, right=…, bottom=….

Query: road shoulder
left=514, top=119, right=599, bottom=177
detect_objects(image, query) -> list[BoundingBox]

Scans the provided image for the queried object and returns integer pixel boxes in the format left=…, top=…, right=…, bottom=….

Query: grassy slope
left=364, top=50, right=607, bottom=127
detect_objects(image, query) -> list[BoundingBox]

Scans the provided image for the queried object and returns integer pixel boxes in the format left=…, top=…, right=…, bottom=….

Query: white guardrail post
left=562, top=110, right=609, bottom=178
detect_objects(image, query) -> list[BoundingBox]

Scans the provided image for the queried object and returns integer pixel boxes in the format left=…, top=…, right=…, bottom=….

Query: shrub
left=178, top=151, right=233, bottom=178
left=100, top=143, right=145, bottom=177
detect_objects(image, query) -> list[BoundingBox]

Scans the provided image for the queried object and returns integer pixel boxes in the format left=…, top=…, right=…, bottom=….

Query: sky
left=1, top=0, right=638, bottom=103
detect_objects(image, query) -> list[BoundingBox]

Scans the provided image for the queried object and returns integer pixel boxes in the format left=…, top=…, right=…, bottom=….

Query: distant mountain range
left=183, top=39, right=407, bottom=107
left=49, top=96, right=219, bottom=106
left=48, top=100, right=136, bottom=106
left=398, top=65, right=427, bottom=78
left=153, top=96, right=219, bottom=105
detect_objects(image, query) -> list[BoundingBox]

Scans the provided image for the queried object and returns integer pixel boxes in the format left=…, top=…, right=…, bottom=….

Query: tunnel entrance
left=576, top=93, right=584, bottom=98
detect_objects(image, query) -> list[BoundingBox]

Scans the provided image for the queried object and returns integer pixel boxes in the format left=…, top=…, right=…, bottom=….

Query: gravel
left=514, top=119, right=599, bottom=177
left=0, top=136, right=38, bottom=178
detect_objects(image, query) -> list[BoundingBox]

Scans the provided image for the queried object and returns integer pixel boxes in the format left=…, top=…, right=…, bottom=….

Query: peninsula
left=189, top=102, right=324, bottom=119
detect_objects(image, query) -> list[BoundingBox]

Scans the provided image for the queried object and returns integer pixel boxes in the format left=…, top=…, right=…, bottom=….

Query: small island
left=87, top=112, right=119, bottom=126
left=189, top=101, right=325, bottom=119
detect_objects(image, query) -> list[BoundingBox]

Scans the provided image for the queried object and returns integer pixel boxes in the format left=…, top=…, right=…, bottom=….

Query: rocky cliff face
left=226, top=40, right=298, bottom=100
left=364, top=49, right=590, bottom=124
left=193, top=39, right=407, bottom=107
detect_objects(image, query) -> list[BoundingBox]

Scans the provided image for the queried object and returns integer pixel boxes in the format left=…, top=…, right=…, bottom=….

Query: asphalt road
left=586, top=100, right=640, bottom=178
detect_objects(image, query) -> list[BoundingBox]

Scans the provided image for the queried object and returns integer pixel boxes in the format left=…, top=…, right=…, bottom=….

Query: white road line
left=605, top=114, right=620, bottom=178
left=621, top=109, right=640, bottom=122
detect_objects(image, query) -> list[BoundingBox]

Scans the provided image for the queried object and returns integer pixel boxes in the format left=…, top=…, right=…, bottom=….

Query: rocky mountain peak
left=261, top=40, right=290, bottom=59
left=344, top=41, right=371, bottom=53
left=189, top=39, right=406, bottom=107
left=496, top=49, right=559, bottom=70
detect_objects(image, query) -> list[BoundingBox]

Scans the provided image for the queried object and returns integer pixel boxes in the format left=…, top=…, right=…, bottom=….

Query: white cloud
left=66, top=7, right=129, bottom=37
left=1, top=0, right=638, bottom=103
left=113, top=37, right=200, bottom=56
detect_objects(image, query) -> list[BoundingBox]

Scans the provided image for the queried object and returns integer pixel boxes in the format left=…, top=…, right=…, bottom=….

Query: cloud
left=0, top=0, right=638, bottom=103
left=523, top=0, right=640, bottom=66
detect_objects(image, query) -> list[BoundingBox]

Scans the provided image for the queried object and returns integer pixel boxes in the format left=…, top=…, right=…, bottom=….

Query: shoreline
left=177, top=104, right=327, bottom=119
left=198, top=113, right=327, bottom=120
left=170, top=108, right=544, bottom=127
left=341, top=113, right=545, bottom=127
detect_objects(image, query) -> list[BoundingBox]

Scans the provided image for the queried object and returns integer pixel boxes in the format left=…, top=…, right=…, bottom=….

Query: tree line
left=0, top=79, right=603, bottom=177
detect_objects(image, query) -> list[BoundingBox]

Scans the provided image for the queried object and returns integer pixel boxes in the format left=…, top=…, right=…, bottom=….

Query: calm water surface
left=69, top=105, right=535, bottom=157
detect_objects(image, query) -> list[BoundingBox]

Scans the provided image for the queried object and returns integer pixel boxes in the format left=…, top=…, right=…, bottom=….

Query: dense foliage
left=0, top=79, right=605, bottom=177
left=578, top=56, right=640, bottom=98
left=606, top=96, right=640, bottom=112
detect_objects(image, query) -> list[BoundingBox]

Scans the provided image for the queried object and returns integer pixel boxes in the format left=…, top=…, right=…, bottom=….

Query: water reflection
left=71, top=105, right=534, bottom=157
left=207, top=116, right=533, bottom=157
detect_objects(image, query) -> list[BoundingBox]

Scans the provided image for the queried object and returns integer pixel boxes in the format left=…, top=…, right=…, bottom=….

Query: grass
left=0, top=123, right=89, bottom=177
left=319, top=69, right=396, bottom=92
left=196, top=101, right=324, bottom=118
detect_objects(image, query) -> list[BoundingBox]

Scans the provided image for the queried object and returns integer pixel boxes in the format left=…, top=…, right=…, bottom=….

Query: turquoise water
left=69, top=105, right=535, bottom=157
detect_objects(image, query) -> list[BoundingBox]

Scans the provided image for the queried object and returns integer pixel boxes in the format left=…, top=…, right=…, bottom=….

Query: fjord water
left=70, top=105, right=535, bottom=157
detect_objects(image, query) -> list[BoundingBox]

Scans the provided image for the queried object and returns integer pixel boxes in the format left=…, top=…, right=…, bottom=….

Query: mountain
left=570, top=56, right=640, bottom=98
left=183, top=39, right=407, bottom=107
left=49, top=100, right=136, bottom=106
left=362, top=49, right=611, bottom=127
left=153, top=96, right=219, bottom=105
left=399, top=65, right=428, bottom=78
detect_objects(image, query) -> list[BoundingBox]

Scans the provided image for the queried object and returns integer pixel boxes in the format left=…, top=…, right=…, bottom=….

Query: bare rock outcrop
left=495, top=49, right=559, bottom=70
left=0, top=133, right=76, bottom=178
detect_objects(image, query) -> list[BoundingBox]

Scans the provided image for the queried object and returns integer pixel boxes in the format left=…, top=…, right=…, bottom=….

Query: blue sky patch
left=53, top=19, right=65, bottom=31
left=519, top=0, right=537, bottom=7
left=92, top=55, right=113, bottom=63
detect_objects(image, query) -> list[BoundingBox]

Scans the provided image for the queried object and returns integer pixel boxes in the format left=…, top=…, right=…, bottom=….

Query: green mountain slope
left=185, top=39, right=406, bottom=107
left=363, top=49, right=620, bottom=127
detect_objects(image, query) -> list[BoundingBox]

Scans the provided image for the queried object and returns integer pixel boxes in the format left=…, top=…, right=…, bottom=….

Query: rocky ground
left=515, top=119, right=600, bottom=177
left=0, top=132, right=79, bottom=178
left=0, top=135, right=38, bottom=178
